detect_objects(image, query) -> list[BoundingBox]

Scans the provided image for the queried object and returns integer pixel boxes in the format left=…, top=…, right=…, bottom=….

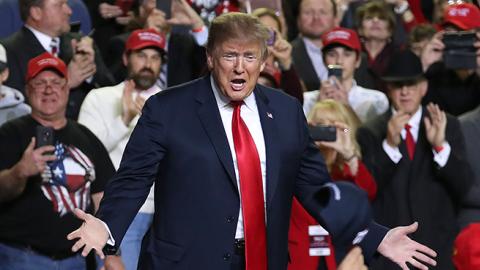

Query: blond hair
left=308, top=100, right=362, bottom=168
left=206, top=12, right=270, bottom=61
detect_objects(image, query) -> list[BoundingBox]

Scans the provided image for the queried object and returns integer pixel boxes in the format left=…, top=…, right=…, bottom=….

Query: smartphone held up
left=308, top=125, right=337, bottom=142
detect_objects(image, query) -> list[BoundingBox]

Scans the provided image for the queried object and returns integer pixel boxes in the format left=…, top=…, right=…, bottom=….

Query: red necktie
left=50, top=38, right=58, bottom=56
left=231, top=101, right=267, bottom=270
left=405, top=124, right=416, bottom=160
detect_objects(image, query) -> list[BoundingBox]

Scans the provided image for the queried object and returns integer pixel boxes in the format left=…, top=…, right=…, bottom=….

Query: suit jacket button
left=223, top=253, right=231, bottom=261
left=226, top=216, right=235, bottom=223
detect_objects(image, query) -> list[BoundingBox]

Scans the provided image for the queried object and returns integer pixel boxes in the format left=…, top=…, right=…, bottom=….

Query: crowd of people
left=0, top=0, right=480, bottom=269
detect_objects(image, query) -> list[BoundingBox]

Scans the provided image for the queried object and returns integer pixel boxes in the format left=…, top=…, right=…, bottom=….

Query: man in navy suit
left=68, top=12, right=437, bottom=270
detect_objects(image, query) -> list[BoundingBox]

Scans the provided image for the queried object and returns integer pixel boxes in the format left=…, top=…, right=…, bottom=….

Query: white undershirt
left=210, top=76, right=267, bottom=239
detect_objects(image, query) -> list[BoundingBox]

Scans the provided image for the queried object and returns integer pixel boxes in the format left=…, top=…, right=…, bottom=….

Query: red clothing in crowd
left=288, top=160, right=377, bottom=270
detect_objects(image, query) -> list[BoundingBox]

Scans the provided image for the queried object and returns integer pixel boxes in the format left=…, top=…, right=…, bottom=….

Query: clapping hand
left=122, top=80, right=146, bottom=126
left=386, top=110, right=411, bottom=147
left=424, top=103, right=446, bottom=148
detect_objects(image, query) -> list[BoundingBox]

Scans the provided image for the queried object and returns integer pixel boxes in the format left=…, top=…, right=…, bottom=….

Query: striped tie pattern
left=50, top=38, right=59, bottom=57
left=156, top=63, right=168, bottom=89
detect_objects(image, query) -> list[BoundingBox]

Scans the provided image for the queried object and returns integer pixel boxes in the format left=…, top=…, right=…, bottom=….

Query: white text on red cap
left=327, top=30, right=351, bottom=41
left=448, top=7, right=471, bottom=17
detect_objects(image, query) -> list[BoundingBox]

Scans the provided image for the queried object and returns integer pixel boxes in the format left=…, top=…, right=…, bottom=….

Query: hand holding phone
left=266, top=29, right=277, bottom=47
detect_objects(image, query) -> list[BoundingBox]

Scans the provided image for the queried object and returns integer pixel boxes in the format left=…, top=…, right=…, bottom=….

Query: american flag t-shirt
left=40, top=143, right=95, bottom=216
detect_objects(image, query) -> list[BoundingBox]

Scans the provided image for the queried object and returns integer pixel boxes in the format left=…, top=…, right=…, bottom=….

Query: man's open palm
left=67, top=208, right=109, bottom=258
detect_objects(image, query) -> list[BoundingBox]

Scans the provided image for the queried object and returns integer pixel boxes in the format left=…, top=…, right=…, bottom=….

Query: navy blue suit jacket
left=97, top=76, right=387, bottom=269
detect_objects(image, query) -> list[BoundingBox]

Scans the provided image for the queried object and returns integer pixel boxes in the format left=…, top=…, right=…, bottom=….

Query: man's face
left=27, top=70, right=69, bottom=120
left=207, top=40, right=265, bottom=101
left=125, top=48, right=163, bottom=90
left=37, top=0, right=72, bottom=36
left=387, top=80, right=427, bottom=114
left=324, top=46, right=359, bottom=80
left=410, top=39, right=429, bottom=57
left=297, top=0, right=336, bottom=39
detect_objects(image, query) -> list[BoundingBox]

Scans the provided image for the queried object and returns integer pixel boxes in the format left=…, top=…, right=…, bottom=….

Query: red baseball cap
left=443, top=3, right=480, bottom=30
left=125, top=28, right=166, bottom=54
left=453, top=223, right=480, bottom=270
left=321, top=27, right=361, bottom=53
left=26, top=52, right=67, bottom=81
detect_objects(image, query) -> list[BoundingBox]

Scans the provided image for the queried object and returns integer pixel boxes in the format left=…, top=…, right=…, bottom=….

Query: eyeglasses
left=29, top=79, right=67, bottom=91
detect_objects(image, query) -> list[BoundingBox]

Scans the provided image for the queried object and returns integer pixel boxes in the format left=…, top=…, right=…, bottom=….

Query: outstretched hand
left=67, top=208, right=109, bottom=259
left=378, top=222, right=437, bottom=270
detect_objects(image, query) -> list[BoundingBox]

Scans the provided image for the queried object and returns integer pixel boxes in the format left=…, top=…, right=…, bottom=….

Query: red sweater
left=288, top=160, right=377, bottom=270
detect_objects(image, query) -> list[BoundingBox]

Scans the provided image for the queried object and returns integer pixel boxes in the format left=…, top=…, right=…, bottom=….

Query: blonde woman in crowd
left=289, top=99, right=377, bottom=270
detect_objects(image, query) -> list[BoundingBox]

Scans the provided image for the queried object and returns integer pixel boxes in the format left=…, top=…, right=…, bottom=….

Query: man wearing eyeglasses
left=357, top=50, right=472, bottom=270
left=0, top=52, right=115, bottom=270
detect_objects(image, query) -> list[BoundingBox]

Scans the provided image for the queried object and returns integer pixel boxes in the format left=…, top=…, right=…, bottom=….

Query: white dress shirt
left=382, top=107, right=451, bottom=166
left=78, top=82, right=162, bottom=215
left=25, top=25, right=59, bottom=53
left=210, top=76, right=267, bottom=239
left=303, top=37, right=328, bottom=82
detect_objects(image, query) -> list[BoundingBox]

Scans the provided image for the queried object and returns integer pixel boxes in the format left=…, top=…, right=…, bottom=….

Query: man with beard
left=77, top=28, right=165, bottom=270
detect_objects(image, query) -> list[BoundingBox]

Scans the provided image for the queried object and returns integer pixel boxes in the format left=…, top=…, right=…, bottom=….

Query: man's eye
left=245, top=55, right=257, bottom=62
left=223, top=54, right=235, bottom=60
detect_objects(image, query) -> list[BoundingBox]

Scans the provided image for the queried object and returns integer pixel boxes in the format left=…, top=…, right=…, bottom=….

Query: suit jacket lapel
left=254, top=86, right=279, bottom=208
left=195, top=77, right=237, bottom=189
left=21, top=27, right=46, bottom=58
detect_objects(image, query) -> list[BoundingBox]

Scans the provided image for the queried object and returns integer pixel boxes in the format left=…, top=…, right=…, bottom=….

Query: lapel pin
left=267, top=112, right=273, bottom=119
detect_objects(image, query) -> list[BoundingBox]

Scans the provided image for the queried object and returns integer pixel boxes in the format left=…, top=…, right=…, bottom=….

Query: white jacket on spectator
left=78, top=82, right=162, bottom=213
left=303, top=80, right=389, bottom=122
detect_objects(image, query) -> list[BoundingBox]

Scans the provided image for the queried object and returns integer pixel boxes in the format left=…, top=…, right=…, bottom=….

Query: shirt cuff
left=382, top=139, right=402, bottom=163
left=432, top=141, right=451, bottom=168
left=100, top=220, right=115, bottom=246
left=190, top=26, right=208, bottom=46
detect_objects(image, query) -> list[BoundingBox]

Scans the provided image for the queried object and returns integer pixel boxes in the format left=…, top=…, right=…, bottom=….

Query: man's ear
left=260, top=61, right=266, bottom=72
left=419, top=79, right=428, bottom=97
left=30, top=6, right=43, bottom=22
left=0, top=68, right=9, bottom=83
left=206, top=51, right=213, bottom=70
left=355, top=53, right=361, bottom=69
